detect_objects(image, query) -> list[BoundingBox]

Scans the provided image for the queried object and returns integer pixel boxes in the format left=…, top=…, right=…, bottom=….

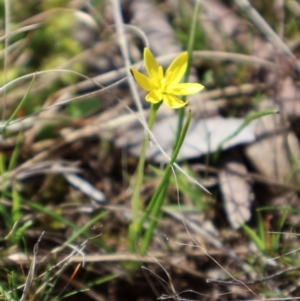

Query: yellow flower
left=130, top=48, right=204, bottom=109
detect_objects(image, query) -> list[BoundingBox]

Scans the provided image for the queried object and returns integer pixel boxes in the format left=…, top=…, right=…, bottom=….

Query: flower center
left=158, top=78, right=168, bottom=93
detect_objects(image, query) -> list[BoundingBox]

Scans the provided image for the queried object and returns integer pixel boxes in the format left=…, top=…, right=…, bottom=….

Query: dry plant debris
left=0, top=0, right=300, bottom=300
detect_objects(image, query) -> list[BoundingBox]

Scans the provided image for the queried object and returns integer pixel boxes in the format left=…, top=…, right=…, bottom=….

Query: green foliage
left=1, top=0, right=300, bottom=299
left=172, top=3, right=207, bottom=51
left=41, top=0, right=69, bottom=10
left=0, top=68, right=20, bottom=87
left=214, top=108, right=278, bottom=160
left=285, top=16, right=300, bottom=37
left=86, top=274, right=118, bottom=287
left=67, top=98, right=102, bottom=118
left=243, top=210, right=288, bottom=256
left=174, top=168, right=208, bottom=211
left=151, top=164, right=209, bottom=212
left=29, top=13, right=82, bottom=69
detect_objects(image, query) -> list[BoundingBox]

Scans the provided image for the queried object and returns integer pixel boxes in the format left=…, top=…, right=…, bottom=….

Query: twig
left=207, top=266, right=300, bottom=286
left=110, top=0, right=146, bottom=123
left=234, top=0, right=295, bottom=59
left=20, top=231, right=45, bottom=301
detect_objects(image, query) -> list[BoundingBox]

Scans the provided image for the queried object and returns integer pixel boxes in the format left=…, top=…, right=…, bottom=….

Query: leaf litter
left=1, top=0, right=300, bottom=300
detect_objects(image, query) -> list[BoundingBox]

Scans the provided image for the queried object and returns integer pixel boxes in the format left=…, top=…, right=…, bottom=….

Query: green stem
left=129, top=103, right=160, bottom=252
left=1, top=74, right=36, bottom=136
left=139, top=111, right=192, bottom=254
left=140, top=174, right=169, bottom=254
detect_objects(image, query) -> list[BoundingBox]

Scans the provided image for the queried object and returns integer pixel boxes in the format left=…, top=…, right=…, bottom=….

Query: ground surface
left=1, top=0, right=300, bottom=300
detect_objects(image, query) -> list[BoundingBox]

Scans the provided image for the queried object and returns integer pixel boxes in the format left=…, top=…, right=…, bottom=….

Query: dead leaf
left=130, top=0, right=181, bottom=55
left=278, top=77, right=300, bottom=118
left=117, top=115, right=257, bottom=162
left=245, top=131, right=300, bottom=182
left=219, top=159, right=254, bottom=229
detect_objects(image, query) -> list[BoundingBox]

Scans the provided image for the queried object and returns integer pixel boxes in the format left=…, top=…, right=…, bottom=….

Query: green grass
left=1, top=0, right=300, bottom=300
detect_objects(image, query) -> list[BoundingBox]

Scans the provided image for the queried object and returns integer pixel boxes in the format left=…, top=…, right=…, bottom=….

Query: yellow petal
left=158, top=66, right=164, bottom=81
left=165, top=52, right=188, bottom=85
left=167, top=83, right=204, bottom=95
left=145, top=90, right=163, bottom=103
left=131, top=68, right=154, bottom=91
left=144, top=48, right=160, bottom=81
left=163, top=94, right=187, bottom=109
